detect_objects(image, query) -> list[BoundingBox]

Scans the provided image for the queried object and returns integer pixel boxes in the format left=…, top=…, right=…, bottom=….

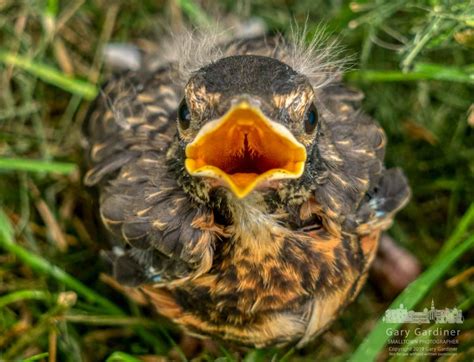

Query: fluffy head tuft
left=149, top=22, right=350, bottom=89
left=158, top=27, right=228, bottom=85
left=283, top=21, right=352, bottom=88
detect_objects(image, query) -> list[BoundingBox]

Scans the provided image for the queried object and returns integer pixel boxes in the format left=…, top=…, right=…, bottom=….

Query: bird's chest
left=215, top=243, right=310, bottom=317
left=167, top=201, right=351, bottom=327
left=191, top=215, right=316, bottom=323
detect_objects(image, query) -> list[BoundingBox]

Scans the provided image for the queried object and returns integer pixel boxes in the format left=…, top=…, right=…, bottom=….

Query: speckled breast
left=143, top=222, right=374, bottom=347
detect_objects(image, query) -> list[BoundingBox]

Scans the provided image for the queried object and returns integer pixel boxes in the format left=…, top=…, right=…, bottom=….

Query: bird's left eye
left=304, top=104, right=318, bottom=134
left=178, top=99, right=191, bottom=130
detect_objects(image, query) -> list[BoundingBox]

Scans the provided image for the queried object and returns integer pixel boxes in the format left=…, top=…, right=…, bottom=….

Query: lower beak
left=185, top=102, right=307, bottom=198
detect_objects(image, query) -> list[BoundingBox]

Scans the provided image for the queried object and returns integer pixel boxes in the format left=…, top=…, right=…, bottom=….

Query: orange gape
left=185, top=102, right=306, bottom=198
left=84, top=33, right=410, bottom=348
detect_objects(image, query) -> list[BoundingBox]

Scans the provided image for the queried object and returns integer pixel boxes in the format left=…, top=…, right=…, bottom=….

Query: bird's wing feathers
left=98, top=163, right=226, bottom=286
left=311, top=87, right=409, bottom=235
left=84, top=69, right=227, bottom=286
left=354, top=168, right=410, bottom=235
left=83, top=69, right=179, bottom=186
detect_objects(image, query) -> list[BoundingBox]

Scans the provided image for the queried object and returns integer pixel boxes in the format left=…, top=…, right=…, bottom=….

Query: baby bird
left=83, top=30, right=410, bottom=348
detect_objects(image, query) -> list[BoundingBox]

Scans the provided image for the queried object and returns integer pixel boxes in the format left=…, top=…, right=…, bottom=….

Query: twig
left=29, top=182, right=69, bottom=252
left=48, top=327, right=57, bottom=362
left=58, top=314, right=155, bottom=326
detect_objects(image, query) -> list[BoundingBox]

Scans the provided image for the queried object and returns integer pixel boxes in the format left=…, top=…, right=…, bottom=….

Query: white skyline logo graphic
left=383, top=300, right=464, bottom=324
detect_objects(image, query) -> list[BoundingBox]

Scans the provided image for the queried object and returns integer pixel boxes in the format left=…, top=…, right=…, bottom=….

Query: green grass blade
left=0, top=289, right=52, bottom=308
left=278, top=347, right=296, bottom=362
left=400, top=17, right=443, bottom=71
left=21, top=352, right=50, bottom=361
left=0, top=208, right=122, bottom=315
left=349, top=233, right=474, bottom=361
left=243, top=349, right=268, bottom=362
left=0, top=50, right=98, bottom=99
left=0, top=157, right=77, bottom=175
left=177, top=0, right=212, bottom=27
left=414, top=62, right=474, bottom=83
left=106, top=351, right=143, bottom=362
left=218, top=343, right=237, bottom=362
left=46, top=0, right=59, bottom=17
left=346, top=63, right=474, bottom=84
left=439, top=203, right=474, bottom=255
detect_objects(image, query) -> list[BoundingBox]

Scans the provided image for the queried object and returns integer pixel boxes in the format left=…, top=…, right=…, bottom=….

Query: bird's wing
left=83, top=69, right=179, bottom=186
left=310, top=82, right=410, bottom=235
left=83, top=69, right=227, bottom=286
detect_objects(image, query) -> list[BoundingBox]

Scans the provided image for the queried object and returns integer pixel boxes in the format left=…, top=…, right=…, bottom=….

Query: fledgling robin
left=83, top=29, right=410, bottom=348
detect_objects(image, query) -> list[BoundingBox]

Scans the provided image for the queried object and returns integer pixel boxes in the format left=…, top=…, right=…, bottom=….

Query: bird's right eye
left=178, top=99, right=191, bottom=130
left=304, top=104, right=318, bottom=134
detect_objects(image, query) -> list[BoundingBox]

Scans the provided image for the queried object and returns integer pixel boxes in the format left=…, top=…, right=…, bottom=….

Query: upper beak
left=185, top=101, right=307, bottom=198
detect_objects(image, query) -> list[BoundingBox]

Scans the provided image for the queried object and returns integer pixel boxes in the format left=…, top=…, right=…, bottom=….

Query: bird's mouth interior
left=185, top=102, right=306, bottom=198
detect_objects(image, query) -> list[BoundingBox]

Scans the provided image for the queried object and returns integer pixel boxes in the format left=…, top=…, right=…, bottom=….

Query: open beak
left=185, top=101, right=307, bottom=198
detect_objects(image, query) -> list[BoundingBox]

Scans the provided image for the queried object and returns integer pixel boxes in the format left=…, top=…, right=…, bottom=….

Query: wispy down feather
left=158, top=27, right=227, bottom=84
left=145, top=21, right=351, bottom=89
left=283, top=22, right=352, bottom=88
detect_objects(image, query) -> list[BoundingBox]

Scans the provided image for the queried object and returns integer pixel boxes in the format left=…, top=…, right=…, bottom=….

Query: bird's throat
left=185, top=102, right=306, bottom=198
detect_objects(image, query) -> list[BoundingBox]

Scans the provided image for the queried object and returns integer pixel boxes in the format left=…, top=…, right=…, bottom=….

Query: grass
left=350, top=214, right=474, bottom=361
left=346, top=62, right=474, bottom=83
left=0, top=158, right=77, bottom=175
left=1, top=0, right=473, bottom=361
left=0, top=208, right=122, bottom=315
left=0, top=51, right=98, bottom=100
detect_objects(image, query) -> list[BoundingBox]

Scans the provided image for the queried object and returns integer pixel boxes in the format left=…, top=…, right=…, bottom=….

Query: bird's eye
left=178, top=99, right=191, bottom=130
left=304, top=104, right=318, bottom=134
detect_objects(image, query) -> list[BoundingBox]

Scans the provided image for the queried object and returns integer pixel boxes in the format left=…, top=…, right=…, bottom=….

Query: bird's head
left=175, top=54, right=320, bottom=202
